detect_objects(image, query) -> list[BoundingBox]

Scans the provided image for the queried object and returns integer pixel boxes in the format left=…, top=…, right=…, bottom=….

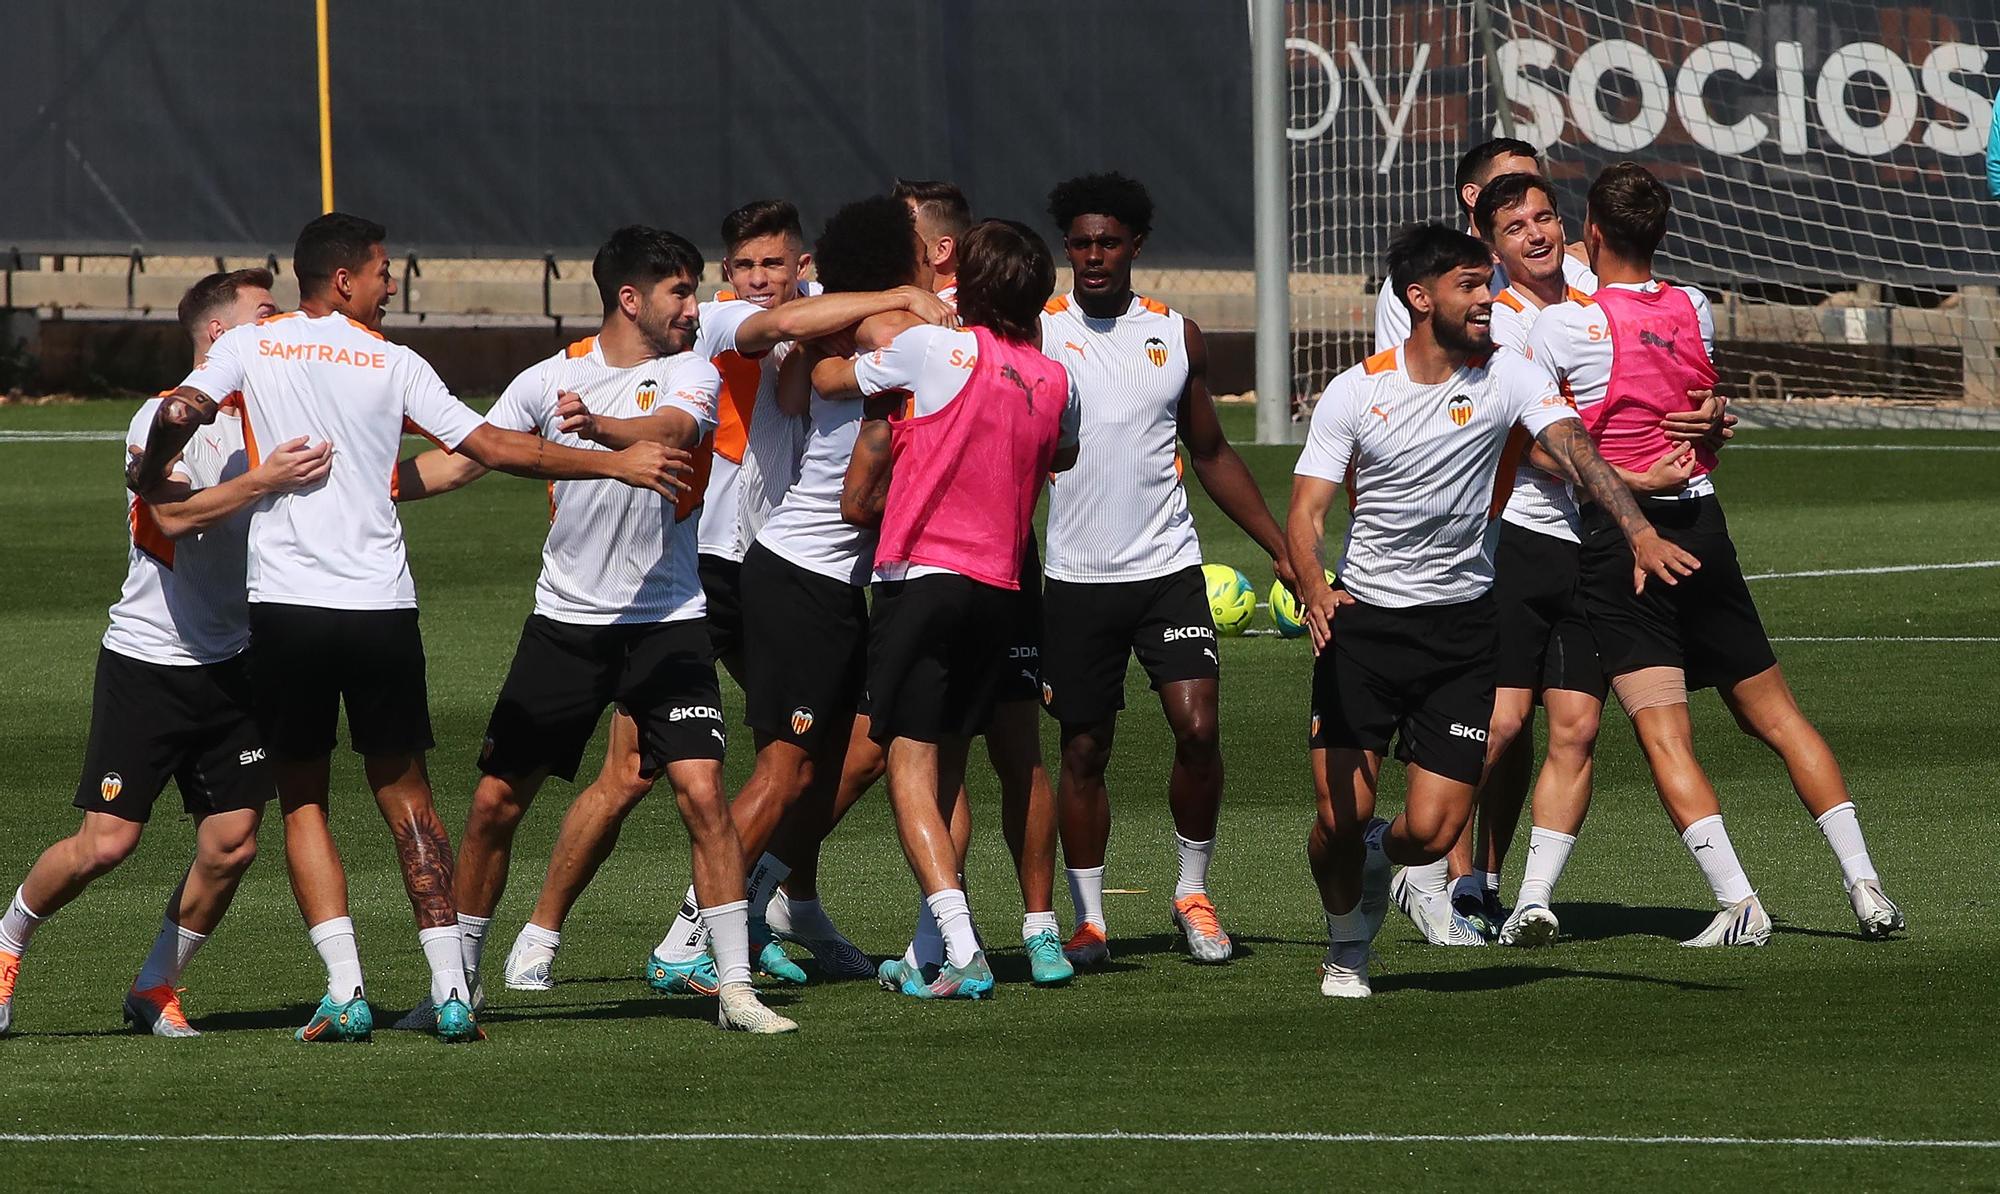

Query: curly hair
left=1046, top=172, right=1154, bottom=239
left=813, top=196, right=919, bottom=293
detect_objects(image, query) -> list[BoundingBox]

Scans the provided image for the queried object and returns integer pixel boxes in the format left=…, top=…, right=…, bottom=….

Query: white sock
left=133, top=915, right=207, bottom=991
left=458, top=913, right=491, bottom=979
left=905, top=900, right=944, bottom=969
left=926, top=888, right=978, bottom=969
left=1065, top=866, right=1106, bottom=931
left=1814, top=802, right=1878, bottom=890
left=702, top=900, right=752, bottom=988
left=1404, top=857, right=1450, bottom=896
left=511, top=920, right=559, bottom=970
left=1449, top=874, right=1482, bottom=905
left=1477, top=868, right=1501, bottom=897
left=419, top=924, right=469, bottom=1006
left=1022, top=910, right=1059, bottom=942
left=773, top=893, right=837, bottom=939
left=1173, top=834, right=1214, bottom=899
left=655, top=886, right=708, bottom=962
left=747, top=854, right=791, bottom=917
left=1681, top=814, right=1755, bottom=905
left=307, top=916, right=364, bottom=1001
left=0, top=886, right=47, bottom=956
left=1516, top=827, right=1576, bottom=909
left=1325, top=905, right=1370, bottom=945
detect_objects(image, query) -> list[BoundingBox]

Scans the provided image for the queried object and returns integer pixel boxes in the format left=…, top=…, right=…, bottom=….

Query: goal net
left=1284, top=0, right=2000, bottom=424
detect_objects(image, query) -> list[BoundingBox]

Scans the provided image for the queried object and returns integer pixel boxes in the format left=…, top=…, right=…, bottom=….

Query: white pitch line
left=1745, top=560, right=2000, bottom=581
left=0, top=1130, right=1994, bottom=1149
left=0, top=430, right=126, bottom=441
left=1772, top=636, right=2000, bottom=643
left=1730, top=443, right=2000, bottom=452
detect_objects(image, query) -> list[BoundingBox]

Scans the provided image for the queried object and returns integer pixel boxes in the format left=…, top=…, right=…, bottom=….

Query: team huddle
left=0, top=150, right=1902, bottom=1040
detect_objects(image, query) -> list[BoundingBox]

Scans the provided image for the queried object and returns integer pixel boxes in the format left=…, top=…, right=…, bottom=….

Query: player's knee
left=676, top=783, right=730, bottom=841
left=468, top=780, right=529, bottom=834
left=1172, top=710, right=1220, bottom=760
left=1546, top=708, right=1601, bottom=761
left=1060, top=735, right=1111, bottom=780
left=203, top=830, right=259, bottom=878
left=81, top=828, right=141, bottom=875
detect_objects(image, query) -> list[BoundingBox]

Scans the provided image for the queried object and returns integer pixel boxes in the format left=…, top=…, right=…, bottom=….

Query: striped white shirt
left=1040, top=293, right=1200, bottom=582
left=1375, top=251, right=1598, bottom=353
left=1487, top=282, right=1593, bottom=543
left=486, top=340, right=719, bottom=624
left=104, top=399, right=253, bottom=666
left=1296, top=346, right=1578, bottom=608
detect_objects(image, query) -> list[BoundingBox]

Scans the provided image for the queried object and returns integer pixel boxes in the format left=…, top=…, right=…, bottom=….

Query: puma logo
left=1640, top=329, right=1679, bottom=359
left=1063, top=341, right=1086, bottom=357
left=1369, top=404, right=1390, bottom=427
left=1000, top=363, right=1044, bottom=408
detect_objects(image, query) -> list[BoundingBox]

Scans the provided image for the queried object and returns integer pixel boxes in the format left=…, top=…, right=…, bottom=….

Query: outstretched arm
left=141, top=436, right=334, bottom=536
left=554, top=390, right=701, bottom=451
left=733, top=287, right=955, bottom=354
left=1534, top=417, right=1701, bottom=593
left=1180, top=320, right=1295, bottom=589
left=452, top=423, right=691, bottom=497
left=392, top=446, right=489, bottom=503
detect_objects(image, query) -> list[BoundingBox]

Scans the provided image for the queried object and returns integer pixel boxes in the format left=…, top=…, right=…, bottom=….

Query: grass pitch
left=1, top=402, right=1996, bottom=1190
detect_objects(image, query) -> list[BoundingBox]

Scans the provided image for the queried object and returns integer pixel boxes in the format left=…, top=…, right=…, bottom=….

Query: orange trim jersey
left=486, top=340, right=720, bottom=625
left=179, top=311, right=487, bottom=611
left=1295, top=347, right=1578, bottom=609
left=104, top=396, right=254, bottom=665
left=1039, top=293, right=1199, bottom=582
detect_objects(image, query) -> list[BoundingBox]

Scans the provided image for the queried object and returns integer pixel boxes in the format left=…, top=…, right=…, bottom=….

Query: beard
left=1432, top=309, right=1492, bottom=357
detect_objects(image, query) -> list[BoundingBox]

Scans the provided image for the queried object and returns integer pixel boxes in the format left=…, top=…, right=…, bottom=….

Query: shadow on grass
left=1373, top=965, right=1736, bottom=995
left=1549, top=902, right=1718, bottom=943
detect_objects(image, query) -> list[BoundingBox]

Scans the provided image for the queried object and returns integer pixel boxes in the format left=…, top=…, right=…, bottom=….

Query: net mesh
left=1285, top=0, right=2000, bottom=422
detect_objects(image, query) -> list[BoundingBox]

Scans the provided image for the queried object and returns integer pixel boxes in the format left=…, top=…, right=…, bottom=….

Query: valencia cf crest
left=636, top=380, right=659, bottom=412
left=790, top=706, right=815, bottom=737
left=1309, top=713, right=1321, bottom=739
left=1041, top=682, right=1055, bottom=707
left=1447, top=395, right=1474, bottom=427
left=1144, top=336, right=1168, bottom=368
left=100, top=772, right=124, bottom=802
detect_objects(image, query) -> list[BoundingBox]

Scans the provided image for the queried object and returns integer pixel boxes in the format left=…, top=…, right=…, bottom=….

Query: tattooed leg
left=367, top=753, right=458, bottom=929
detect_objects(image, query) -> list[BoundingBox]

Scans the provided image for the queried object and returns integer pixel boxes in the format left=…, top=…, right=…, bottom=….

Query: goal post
left=1254, top=0, right=2000, bottom=429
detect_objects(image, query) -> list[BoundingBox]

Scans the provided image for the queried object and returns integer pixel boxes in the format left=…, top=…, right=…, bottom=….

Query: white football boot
left=1682, top=893, right=1772, bottom=947
left=716, top=983, right=798, bottom=1034
left=1319, top=941, right=1372, bottom=999
left=1848, top=879, right=1905, bottom=940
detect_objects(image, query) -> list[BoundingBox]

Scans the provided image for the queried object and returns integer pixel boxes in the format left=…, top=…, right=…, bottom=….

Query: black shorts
left=698, top=553, right=744, bottom=672
left=481, top=615, right=723, bottom=782
left=867, top=573, right=1016, bottom=745
left=247, top=603, right=434, bottom=760
left=997, top=539, right=1045, bottom=706
left=72, top=647, right=273, bottom=823
left=1578, top=494, right=1777, bottom=691
left=739, top=541, right=867, bottom=752
left=1308, top=594, right=1497, bottom=786
left=1040, top=564, right=1220, bottom=725
left=1492, top=521, right=1606, bottom=699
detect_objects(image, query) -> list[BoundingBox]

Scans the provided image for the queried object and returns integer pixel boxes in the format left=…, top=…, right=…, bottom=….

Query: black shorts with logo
left=739, top=541, right=867, bottom=752
left=996, top=539, right=1045, bottom=706
left=247, top=603, right=434, bottom=760
left=1040, top=564, right=1220, bottom=725
left=73, top=647, right=273, bottom=822
left=867, top=573, right=1016, bottom=745
left=1578, top=493, right=1777, bottom=691
left=481, top=614, right=724, bottom=782
left=1492, top=521, right=1606, bottom=699
left=1308, top=594, right=1497, bottom=786
left=698, top=552, right=745, bottom=675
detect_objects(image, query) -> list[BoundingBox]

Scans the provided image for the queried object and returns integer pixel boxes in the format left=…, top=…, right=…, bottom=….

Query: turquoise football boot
left=296, top=988, right=373, bottom=1043
left=646, top=951, right=721, bottom=996
left=1023, top=929, right=1075, bottom=986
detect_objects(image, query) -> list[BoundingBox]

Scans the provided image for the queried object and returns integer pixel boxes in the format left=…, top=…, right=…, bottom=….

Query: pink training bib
left=875, top=327, right=1069, bottom=590
left=1581, top=284, right=1720, bottom=477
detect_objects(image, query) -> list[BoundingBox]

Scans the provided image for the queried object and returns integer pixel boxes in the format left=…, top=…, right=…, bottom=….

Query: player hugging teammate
left=0, top=163, right=1905, bottom=1044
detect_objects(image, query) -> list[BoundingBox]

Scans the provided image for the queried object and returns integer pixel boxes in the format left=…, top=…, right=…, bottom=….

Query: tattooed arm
left=1534, top=417, right=1701, bottom=593
left=841, top=417, right=894, bottom=528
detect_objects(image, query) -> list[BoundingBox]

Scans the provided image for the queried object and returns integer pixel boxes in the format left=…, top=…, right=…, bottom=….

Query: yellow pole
left=315, top=0, right=334, bottom=212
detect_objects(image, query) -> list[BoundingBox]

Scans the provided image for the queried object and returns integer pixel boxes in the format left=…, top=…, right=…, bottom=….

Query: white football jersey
left=1295, top=345, right=1578, bottom=608
left=693, top=291, right=810, bottom=561
left=103, top=398, right=253, bottom=666
left=1524, top=280, right=1717, bottom=501
left=1040, top=293, right=1201, bottom=583
left=1375, top=250, right=1597, bottom=353
left=486, top=339, right=719, bottom=625
left=179, top=312, right=485, bottom=611
left=753, top=390, right=872, bottom=586
left=1486, top=282, right=1593, bottom=544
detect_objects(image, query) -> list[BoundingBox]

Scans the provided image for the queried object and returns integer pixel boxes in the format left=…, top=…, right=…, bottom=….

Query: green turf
left=1, top=401, right=1996, bottom=1190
